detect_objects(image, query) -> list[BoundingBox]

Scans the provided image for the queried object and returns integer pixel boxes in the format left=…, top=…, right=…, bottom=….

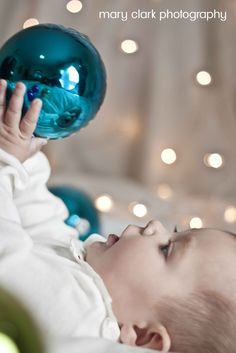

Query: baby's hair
left=157, top=290, right=236, bottom=353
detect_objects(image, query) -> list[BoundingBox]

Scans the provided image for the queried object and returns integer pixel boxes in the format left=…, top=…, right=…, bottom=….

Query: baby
left=0, top=80, right=236, bottom=353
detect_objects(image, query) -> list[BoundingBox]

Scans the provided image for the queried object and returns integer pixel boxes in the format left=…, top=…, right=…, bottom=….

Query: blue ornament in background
left=0, top=23, right=106, bottom=139
left=49, top=185, right=101, bottom=241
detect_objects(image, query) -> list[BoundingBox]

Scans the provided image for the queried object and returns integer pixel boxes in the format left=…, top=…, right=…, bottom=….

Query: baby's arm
left=0, top=79, right=46, bottom=252
left=0, top=80, right=77, bottom=245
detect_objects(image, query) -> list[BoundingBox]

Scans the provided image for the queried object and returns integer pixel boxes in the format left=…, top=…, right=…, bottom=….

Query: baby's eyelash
left=160, top=241, right=171, bottom=259
left=173, top=225, right=178, bottom=233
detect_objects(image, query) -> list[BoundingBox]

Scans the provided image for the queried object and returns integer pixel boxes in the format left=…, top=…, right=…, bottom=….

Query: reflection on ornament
left=161, top=148, right=177, bottom=165
left=50, top=186, right=100, bottom=241
left=224, top=206, right=236, bottom=223
left=0, top=24, right=106, bottom=139
left=95, top=194, right=114, bottom=213
left=190, top=217, right=203, bottom=229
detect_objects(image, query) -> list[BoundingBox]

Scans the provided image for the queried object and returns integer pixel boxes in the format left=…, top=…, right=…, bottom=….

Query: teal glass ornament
left=49, top=185, right=101, bottom=241
left=0, top=24, right=106, bottom=139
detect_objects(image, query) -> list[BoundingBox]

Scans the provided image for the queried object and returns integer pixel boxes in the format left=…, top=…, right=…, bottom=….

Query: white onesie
left=0, top=149, right=120, bottom=342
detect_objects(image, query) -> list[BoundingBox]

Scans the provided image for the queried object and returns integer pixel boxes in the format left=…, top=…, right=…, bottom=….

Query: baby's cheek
left=117, top=244, right=147, bottom=270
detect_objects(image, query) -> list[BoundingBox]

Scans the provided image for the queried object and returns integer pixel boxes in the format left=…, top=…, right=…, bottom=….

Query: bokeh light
left=204, top=153, right=223, bottom=169
left=190, top=217, right=203, bottom=229
left=156, top=183, right=173, bottom=199
left=66, top=0, right=83, bottom=13
left=23, top=18, right=39, bottom=29
left=161, top=148, right=177, bottom=165
left=121, top=39, right=139, bottom=54
left=196, top=71, right=212, bottom=86
left=224, top=206, right=236, bottom=223
left=95, top=194, right=114, bottom=212
left=0, top=333, right=19, bottom=353
left=130, top=202, right=148, bottom=218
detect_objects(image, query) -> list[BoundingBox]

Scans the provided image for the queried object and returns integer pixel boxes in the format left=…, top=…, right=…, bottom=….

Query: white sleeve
left=0, top=149, right=33, bottom=254
left=0, top=149, right=77, bottom=247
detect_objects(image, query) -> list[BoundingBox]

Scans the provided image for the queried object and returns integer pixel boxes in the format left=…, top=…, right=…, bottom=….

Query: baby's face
left=86, top=220, right=236, bottom=321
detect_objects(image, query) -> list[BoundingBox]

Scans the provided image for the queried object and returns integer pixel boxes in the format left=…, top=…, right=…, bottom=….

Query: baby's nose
left=121, top=224, right=143, bottom=237
left=143, top=219, right=170, bottom=236
left=142, top=223, right=155, bottom=235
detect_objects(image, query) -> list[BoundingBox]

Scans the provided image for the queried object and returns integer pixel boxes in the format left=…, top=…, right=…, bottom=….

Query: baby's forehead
left=178, top=227, right=233, bottom=236
left=176, top=228, right=236, bottom=245
left=197, top=228, right=236, bottom=240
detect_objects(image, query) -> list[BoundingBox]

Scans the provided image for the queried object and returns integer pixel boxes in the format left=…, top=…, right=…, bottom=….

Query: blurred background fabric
left=0, top=0, right=235, bottom=234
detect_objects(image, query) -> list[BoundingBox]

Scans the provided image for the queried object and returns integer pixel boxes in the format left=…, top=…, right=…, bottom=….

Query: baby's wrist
left=0, top=141, right=26, bottom=163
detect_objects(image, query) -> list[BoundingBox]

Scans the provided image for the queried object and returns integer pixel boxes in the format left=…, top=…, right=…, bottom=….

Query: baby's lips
left=106, top=234, right=120, bottom=247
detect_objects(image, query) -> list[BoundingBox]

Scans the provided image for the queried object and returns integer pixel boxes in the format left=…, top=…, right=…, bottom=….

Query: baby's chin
left=85, top=240, right=107, bottom=266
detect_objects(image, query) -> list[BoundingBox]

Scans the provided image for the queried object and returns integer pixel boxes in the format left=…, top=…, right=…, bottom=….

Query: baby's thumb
left=29, top=137, right=48, bottom=157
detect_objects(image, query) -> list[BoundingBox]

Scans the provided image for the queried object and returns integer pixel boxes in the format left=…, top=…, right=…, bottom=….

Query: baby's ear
left=120, top=322, right=171, bottom=352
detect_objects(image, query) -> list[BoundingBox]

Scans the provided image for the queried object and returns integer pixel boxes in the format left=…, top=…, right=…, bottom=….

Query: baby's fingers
left=28, top=136, right=48, bottom=158
left=0, top=79, right=7, bottom=121
left=20, top=99, right=42, bottom=137
left=5, top=82, right=26, bottom=128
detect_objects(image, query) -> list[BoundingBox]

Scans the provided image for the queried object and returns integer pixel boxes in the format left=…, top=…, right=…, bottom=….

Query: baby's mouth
left=106, top=234, right=120, bottom=247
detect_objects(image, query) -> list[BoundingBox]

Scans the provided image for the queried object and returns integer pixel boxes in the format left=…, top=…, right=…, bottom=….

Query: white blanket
left=49, top=336, right=159, bottom=353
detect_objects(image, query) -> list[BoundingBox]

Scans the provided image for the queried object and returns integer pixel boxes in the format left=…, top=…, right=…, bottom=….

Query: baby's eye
left=160, top=241, right=171, bottom=259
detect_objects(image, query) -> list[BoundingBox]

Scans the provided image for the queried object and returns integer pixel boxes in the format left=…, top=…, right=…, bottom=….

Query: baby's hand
left=0, top=79, right=47, bottom=162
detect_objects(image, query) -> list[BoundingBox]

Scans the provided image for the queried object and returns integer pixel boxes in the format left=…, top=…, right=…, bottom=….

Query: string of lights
left=21, top=0, right=236, bottom=231
left=93, top=190, right=236, bottom=229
